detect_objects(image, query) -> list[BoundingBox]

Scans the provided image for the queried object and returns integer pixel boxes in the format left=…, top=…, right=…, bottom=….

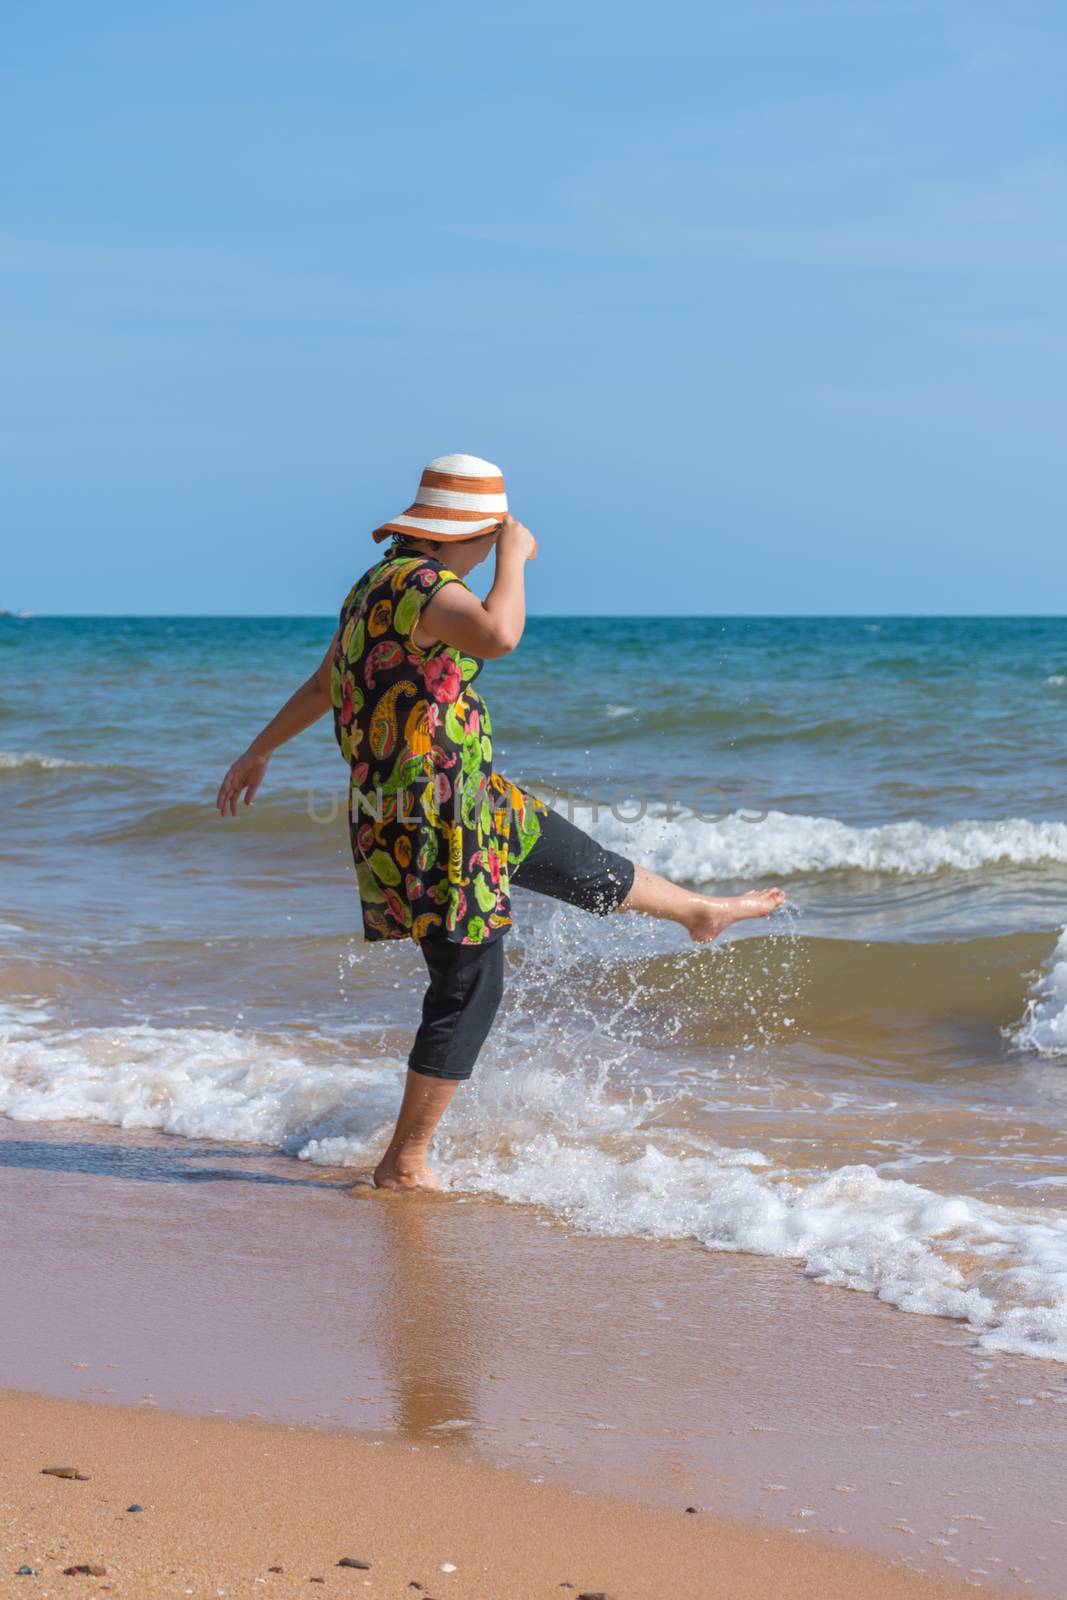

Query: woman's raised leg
left=510, top=804, right=784, bottom=942
left=619, top=864, right=785, bottom=943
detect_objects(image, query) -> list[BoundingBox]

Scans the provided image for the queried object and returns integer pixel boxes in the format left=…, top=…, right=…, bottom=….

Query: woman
left=217, top=454, right=784, bottom=1191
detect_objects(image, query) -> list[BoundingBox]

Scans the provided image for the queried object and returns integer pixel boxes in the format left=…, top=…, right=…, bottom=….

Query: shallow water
left=5, top=1117, right=1066, bottom=1593
left=3, top=612, right=1067, bottom=1359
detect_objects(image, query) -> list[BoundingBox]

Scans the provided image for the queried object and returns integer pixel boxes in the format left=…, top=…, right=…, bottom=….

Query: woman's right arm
left=216, top=626, right=340, bottom=817
left=416, top=516, right=537, bottom=658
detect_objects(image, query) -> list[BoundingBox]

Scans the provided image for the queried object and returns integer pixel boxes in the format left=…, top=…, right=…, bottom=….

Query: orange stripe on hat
left=419, top=468, right=506, bottom=494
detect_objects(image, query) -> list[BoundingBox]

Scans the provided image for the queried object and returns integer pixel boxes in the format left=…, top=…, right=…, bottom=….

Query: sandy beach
left=1, top=1385, right=1021, bottom=1600
left=3, top=1117, right=1065, bottom=1597
left=6, top=0, right=1067, bottom=1585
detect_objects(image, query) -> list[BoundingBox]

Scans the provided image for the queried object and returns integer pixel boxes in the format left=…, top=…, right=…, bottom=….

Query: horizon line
left=5, top=611, right=1067, bottom=622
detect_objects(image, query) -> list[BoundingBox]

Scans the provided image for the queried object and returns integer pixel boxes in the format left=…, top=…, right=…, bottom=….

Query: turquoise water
left=4, top=612, right=1067, bottom=936
left=7, top=613, right=1067, bottom=813
left=3, top=611, right=1067, bottom=1359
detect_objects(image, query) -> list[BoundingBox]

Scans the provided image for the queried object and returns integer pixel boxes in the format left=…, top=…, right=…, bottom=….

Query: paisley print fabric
left=330, top=549, right=545, bottom=946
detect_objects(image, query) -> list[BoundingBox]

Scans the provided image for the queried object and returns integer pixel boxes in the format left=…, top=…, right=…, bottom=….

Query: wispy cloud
left=441, top=141, right=1067, bottom=272
left=443, top=209, right=1067, bottom=270
left=0, top=234, right=243, bottom=280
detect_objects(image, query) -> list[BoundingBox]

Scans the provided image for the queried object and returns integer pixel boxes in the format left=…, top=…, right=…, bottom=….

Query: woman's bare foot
left=373, top=1150, right=443, bottom=1191
left=371, top=1071, right=459, bottom=1193
left=683, top=887, right=786, bottom=944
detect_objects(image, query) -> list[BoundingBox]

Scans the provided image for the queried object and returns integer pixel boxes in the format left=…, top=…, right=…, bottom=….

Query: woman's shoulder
left=339, top=552, right=467, bottom=622
left=339, top=569, right=371, bottom=619
left=387, top=553, right=466, bottom=594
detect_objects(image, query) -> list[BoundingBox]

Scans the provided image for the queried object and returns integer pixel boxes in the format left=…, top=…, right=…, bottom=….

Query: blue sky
left=2, top=0, right=1066, bottom=614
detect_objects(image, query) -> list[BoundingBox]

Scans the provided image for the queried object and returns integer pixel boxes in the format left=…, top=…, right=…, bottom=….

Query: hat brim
left=373, top=510, right=505, bottom=543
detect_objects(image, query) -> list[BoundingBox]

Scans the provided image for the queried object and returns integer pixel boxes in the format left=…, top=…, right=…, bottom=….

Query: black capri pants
left=408, top=807, right=635, bottom=1082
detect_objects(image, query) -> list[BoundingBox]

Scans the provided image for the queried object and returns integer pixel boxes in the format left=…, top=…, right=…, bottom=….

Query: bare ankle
left=373, top=1146, right=441, bottom=1192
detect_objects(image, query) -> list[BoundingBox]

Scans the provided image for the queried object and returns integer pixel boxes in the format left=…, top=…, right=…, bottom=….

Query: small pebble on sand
left=126, top=1504, right=144, bottom=1513
left=63, top=1565, right=107, bottom=1577
left=338, top=1558, right=372, bottom=1570
left=16, top=1566, right=36, bottom=1576
left=42, top=1466, right=90, bottom=1481
left=438, top=1563, right=457, bottom=1574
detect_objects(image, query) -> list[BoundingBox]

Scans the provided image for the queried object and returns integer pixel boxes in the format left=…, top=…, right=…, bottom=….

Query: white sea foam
left=439, top=1065, right=1067, bottom=1361
left=4, top=1008, right=1067, bottom=1361
left=0, top=1017, right=402, bottom=1149
left=582, top=807, right=1067, bottom=881
left=1011, top=926, right=1067, bottom=1057
left=1046, top=675, right=1067, bottom=687
left=0, top=749, right=105, bottom=772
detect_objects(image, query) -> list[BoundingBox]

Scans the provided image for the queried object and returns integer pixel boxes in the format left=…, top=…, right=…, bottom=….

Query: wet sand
left=0, top=1387, right=1018, bottom=1600
left=2, top=1117, right=1066, bottom=1595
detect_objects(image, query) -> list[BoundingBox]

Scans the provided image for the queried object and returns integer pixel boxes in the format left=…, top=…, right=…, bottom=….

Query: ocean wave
left=78, top=787, right=1067, bottom=877
left=586, top=807, right=1067, bottom=881
left=0, top=749, right=111, bottom=773
left=4, top=1007, right=1067, bottom=1361
left=1010, top=926, right=1067, bottom=1057
left=93, top=793, right=346, bottom=843
left=599, top=929, right=1047, bottom=1062
left=555, top=705, right=870, bottom=747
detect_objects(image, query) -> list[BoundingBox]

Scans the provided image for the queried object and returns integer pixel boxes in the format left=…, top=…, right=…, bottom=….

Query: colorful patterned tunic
left=330, top=550, right=544, bottom=946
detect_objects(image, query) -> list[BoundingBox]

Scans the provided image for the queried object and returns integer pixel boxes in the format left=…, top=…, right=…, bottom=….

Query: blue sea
left=3, top=612, right=1067, bottom=1359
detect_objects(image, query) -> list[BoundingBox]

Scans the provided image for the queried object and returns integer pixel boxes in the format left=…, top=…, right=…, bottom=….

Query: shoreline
left=0, top=1387, right=1010, bottom=1599
left=2, top=1116, right=1065, bottom=1595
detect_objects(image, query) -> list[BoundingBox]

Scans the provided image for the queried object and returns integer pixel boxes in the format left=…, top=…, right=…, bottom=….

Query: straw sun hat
left=373, top=453, right=508, bottom=543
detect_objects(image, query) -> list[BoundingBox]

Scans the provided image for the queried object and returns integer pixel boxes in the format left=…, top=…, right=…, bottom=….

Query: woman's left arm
left=216, top=627, right=340, bottom=818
